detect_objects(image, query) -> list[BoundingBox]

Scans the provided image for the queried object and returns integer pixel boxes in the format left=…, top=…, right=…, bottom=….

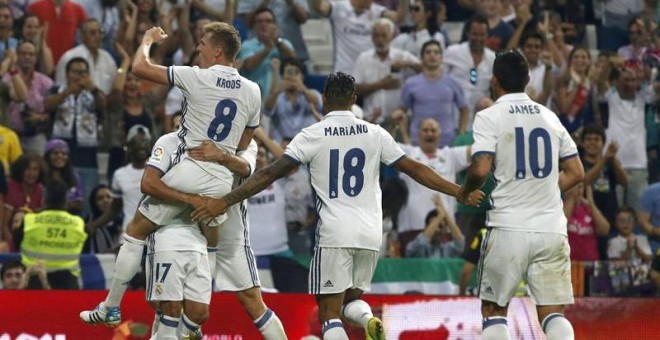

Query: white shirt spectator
left=248, top=180, right=289, bottom=255
left=165, top=86, right=184, bottom=117
left=608, top=234, right=652, bottom=263
left=442, top=41, right=495, bottom=119
left=397, top=144, right=469, bottom=233
left=55, top=44, right=117, bottom=95
left=604, top=86, right=656, bottom=169
left=110, top=164, right=144, bottom=232
left=353, top=48, right=419, bottom=122
left=329, top=0, right=387, bottom=74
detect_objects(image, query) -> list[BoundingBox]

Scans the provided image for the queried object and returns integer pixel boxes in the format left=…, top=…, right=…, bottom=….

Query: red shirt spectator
left=564, top=183, right=611, bottom=261
left=27, top=0, right=86, bottom=64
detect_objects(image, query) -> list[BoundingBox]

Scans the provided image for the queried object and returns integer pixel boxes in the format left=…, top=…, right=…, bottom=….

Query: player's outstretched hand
left=191, top=198, right=228, bottom=225
left=188, top=140, right=227, bottom=163
left=142, top=27, right=168, bottom=45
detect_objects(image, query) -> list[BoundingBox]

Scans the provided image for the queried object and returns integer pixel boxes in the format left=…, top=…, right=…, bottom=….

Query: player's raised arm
left=132, top=27, right=169, bottom=85
left=394, top=156, right=484, bottom=206
left=191, top=156, right=299, bottom=224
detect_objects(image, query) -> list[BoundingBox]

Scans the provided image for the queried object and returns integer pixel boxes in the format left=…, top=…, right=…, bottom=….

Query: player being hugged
left=191, top=72, right=484, bottom=340
left=81, top=22, right=261, bottom=326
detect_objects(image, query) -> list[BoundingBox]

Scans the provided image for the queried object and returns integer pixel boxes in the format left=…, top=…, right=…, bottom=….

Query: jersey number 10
left=329, top=148, right=366, bottom=199
left=515, top=127, right=552, bottom=179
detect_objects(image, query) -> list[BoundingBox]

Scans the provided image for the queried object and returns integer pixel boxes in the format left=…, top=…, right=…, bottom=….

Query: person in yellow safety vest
left=20, top=179, right=87, bottom=289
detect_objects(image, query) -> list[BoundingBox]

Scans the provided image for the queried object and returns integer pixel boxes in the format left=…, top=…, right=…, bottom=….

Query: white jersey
left=148, top=221, right=207, bottom=254
left=147, top=132, right=180, bottom=174
left=284, top=110, right=406, bottom=250
left=221, top=141, right=258, bottom=246
left=167, top=64, right=261, bottom=182
left=148, top=131, right=259, bottom=246
left=472, top=93, right=578, bottom=235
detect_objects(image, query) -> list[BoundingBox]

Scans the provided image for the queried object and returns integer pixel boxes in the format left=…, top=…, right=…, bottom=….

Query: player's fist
left=457, top=188, right=485, bottom=207
left=142, top=27, right=168, bottom=45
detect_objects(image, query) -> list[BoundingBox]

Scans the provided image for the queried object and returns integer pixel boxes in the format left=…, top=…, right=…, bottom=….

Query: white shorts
left=139, top=158, right=232, bottom=227
left=309, top=247, right=378, bottom=295
left=478, top=228, right=574, bottom=307
left=146, top=250, right=212, bottom=304
left=215, top=244, right=260, bottom=291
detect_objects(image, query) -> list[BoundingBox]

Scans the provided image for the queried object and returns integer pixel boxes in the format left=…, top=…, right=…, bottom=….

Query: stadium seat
left=307, top=44, right=334, bottom=74
left=301, top=18, right=332, bottom=46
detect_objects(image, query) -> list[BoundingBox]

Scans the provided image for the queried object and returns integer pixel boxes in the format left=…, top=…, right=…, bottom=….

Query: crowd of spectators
left=0, top=0, right=658, bottom=294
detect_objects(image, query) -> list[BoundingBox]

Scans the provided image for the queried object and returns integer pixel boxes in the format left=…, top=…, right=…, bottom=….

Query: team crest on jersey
left=155, top=283, right=162, bottom=296
left=151, top=146, right=164, bottom=162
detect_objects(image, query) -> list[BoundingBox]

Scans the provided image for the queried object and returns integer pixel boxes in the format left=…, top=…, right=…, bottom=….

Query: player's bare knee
left=183, top=301, right=210, bottom=325
left=160, top=301, right=183, bottom=318
left=237, top=287, right=266, bottom=319
left=201, top=225, right=220, bottom=247
left=481, top=300, right=507, bottom=317
left=316, top=294, right=344, bottom=322
left=342, top=288, right=363, bottom=305
left=536, top=305, right=565, bottom=324
left=187, top=308, right=209, bottom=325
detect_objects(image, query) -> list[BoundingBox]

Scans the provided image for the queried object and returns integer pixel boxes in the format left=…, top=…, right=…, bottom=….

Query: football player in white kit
left=457, top=49, right=585, bottom=340
left=146, top=219, right=211, bottom=340
left=192, top=73, right=484, bottom=340
left=81, top=22, right=261, bottom=326
left=136, top=131, right=285, bottom=339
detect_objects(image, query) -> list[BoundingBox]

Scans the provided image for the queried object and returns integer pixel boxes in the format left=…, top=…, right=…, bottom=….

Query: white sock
left=105, top=235, right=145, bottom=307
left=342, top=300, right=373, bottom=329
left=482, top=316, right=510, bottom=340
left=155, top=315, right=178, bottom=340
left=254, top=308, right=287, bottom=340
left=177, top=313, right=200, bottom=338
left=207, top=247, right=218, bottom=281
left=543, top=313, right=574, bottom=340
left=322, top=319, right=348, bottom=340
left=151, top=311, right=162, bottom=336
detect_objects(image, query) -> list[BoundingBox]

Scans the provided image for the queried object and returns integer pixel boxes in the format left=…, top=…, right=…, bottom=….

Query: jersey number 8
left=329, top=148, right=365, bottom=199
left=515, top=127, right=552, bottom=179
left=207, top=99, right=237, bottom=142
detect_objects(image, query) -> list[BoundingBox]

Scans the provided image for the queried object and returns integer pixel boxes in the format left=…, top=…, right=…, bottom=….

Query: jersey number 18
left=329, top=148, right=365, bottom=199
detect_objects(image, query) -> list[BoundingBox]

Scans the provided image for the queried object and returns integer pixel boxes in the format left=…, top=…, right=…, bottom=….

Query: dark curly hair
left=323, top=72, right=356, bottom=108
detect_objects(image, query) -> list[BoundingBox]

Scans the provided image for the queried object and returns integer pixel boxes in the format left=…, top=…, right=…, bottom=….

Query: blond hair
left=203, top=22, right=241, bottom=62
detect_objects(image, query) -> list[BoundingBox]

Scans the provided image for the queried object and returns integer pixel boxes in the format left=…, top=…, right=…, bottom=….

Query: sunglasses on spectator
left=410, top=5, right=422, bottom=12
left=469, top=68, right=477, bottom=85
